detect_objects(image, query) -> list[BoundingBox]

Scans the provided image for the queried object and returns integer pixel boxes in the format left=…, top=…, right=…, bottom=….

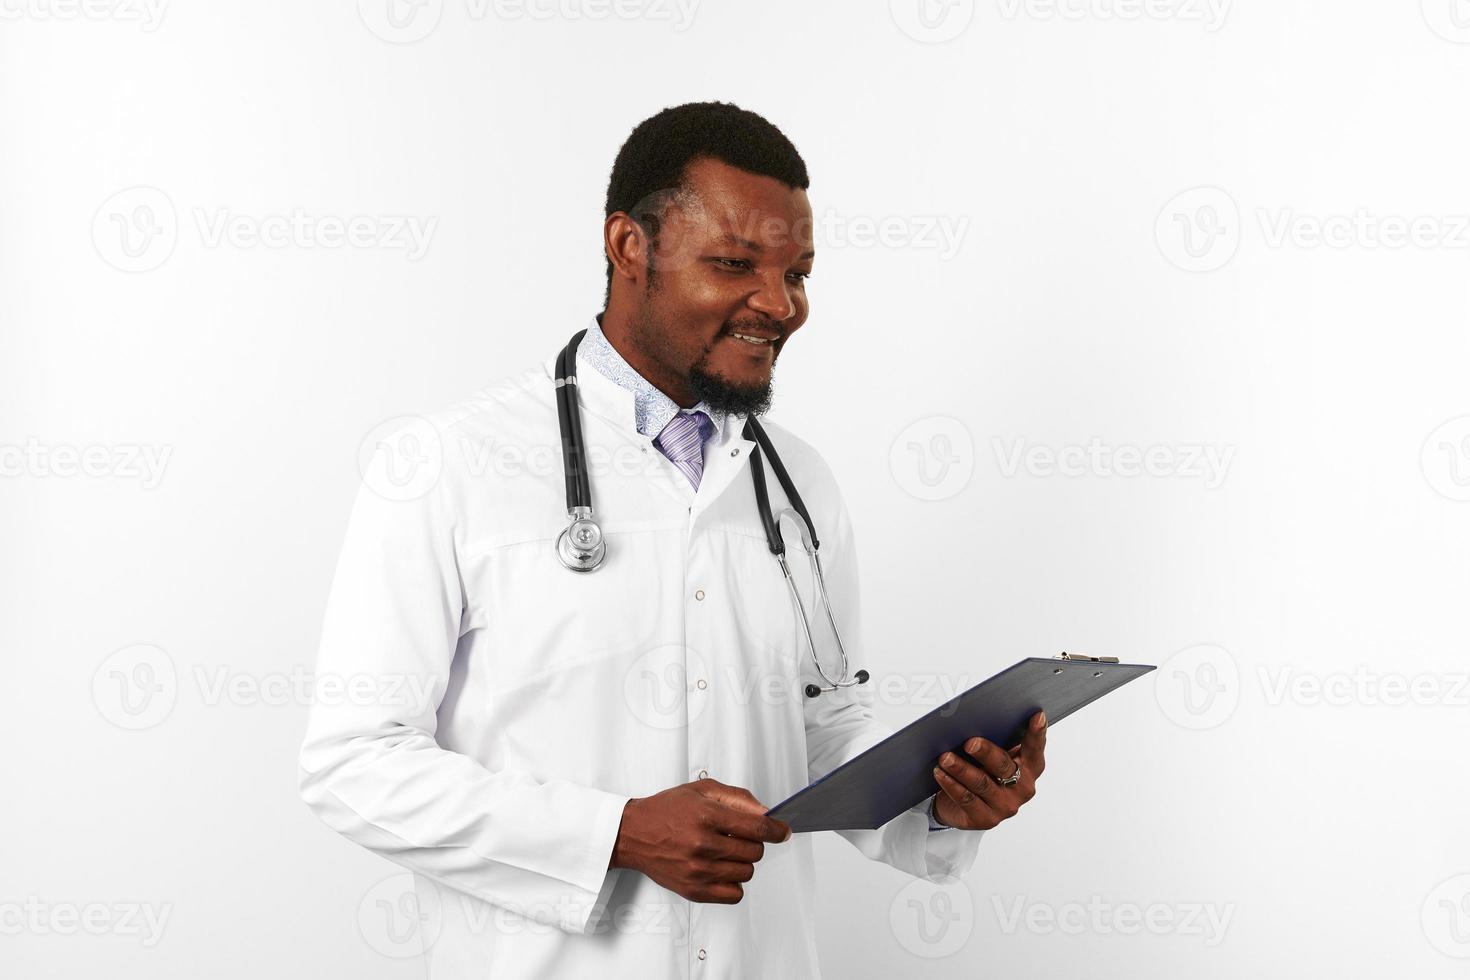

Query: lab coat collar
left=541, top=323, right=758, bottom=514
left=578, top=316, right=731, bottom=442
left=542, top=332, right=638, bottom=437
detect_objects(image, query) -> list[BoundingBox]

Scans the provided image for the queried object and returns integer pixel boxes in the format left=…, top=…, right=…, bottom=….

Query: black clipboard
left=765, top=654, right=1156, bottom=832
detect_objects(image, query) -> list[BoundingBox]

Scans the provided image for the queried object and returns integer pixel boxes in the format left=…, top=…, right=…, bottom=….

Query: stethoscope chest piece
left=557, top=507, right=605, bottom=572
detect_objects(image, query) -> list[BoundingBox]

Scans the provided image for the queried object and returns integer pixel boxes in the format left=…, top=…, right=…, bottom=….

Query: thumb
left=694, top=779, right=768, bottom=817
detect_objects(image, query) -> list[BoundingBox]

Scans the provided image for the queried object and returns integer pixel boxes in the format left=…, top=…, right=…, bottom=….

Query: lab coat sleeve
left=298, top=450, right=629, bottom=936
left=801, top=471, right=983, bottom=883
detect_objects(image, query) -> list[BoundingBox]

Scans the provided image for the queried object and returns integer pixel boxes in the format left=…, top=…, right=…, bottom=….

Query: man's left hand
left=930, top=710, right=1046, bottom=830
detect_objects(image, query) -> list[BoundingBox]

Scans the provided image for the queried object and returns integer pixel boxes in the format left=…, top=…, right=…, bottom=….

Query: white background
left=3, top=0, right=1468, bottom=976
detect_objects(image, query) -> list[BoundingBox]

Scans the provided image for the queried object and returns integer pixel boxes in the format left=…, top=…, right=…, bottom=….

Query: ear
left=604, top=211, right=650, bottom=290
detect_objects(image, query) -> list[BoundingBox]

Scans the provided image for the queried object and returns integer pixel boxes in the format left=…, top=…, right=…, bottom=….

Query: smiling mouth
left=727, top=331, right=777, bottom=346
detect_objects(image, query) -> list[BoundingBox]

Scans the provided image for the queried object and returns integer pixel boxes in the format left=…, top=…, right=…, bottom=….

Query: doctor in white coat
left=299, top=101, right=1048, bottom=979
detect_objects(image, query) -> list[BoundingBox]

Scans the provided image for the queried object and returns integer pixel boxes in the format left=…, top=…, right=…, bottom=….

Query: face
left=605, top=157, right=815, bottom=415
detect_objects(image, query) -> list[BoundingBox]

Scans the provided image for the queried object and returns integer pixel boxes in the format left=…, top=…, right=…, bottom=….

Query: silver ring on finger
left=998, top=761, right=1021, bottom=787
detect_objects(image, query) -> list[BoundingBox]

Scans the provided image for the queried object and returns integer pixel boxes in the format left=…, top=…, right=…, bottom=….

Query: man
left=299, top=101, right=1046, bottom=978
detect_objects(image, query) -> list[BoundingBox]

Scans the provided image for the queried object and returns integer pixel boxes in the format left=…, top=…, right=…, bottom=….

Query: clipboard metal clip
left=1056, top=651, right=1120, bottom=663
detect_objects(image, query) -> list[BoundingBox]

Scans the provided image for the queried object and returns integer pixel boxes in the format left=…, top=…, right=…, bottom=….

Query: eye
left=713, top=257, right=752, bottom=272
left=786, top=270, right=811, bottom=283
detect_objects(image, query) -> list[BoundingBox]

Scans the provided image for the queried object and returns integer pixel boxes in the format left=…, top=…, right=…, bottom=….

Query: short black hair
left=603, top=101, right=810, bottom=299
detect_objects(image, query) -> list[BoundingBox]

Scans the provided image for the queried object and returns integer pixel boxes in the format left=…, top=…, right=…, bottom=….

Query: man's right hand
left=608, top=778, right=793, bottom=904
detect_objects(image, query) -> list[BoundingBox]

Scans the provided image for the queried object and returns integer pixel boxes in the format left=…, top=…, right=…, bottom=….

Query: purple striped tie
left=655, top=410, right=715, bottom=490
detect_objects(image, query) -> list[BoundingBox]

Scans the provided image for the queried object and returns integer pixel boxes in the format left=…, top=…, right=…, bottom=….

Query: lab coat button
left=694, top=589, right=705, bottom=601
left=730, top=448, right=740, bottom=457
left=697, top=948, right=707, bottom=960
left=697, top=769, right=708, bottom=779
left=695, top=678, right=707, bottom=690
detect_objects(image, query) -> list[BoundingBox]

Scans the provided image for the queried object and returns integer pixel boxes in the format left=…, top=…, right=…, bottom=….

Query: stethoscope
left=553, top=328, right=869, bottom=699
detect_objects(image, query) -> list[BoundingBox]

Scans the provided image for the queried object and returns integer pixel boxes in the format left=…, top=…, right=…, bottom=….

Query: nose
left=746, top=270, right=798, bottom=323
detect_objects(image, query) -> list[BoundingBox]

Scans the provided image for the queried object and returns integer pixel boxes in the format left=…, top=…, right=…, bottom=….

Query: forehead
left=673, top=157, right=814, bottom=251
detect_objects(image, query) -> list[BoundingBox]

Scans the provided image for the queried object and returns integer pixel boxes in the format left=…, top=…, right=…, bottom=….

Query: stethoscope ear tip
left=804, top=670, right=870, bottom=699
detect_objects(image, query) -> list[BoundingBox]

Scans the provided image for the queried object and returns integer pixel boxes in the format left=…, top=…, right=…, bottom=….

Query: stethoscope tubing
left=555, top=331, right=592, bottom=513
left=553, top=329, right=865, bottom=695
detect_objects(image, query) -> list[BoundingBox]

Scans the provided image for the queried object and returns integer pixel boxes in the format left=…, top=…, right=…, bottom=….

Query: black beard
left=688, top=356, right=775, bottom=417
left=626, top=291, right=780, bottom=418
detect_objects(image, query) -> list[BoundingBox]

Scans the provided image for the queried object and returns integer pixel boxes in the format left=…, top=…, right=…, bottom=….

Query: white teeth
left=732, top=333, right=770, bottom=344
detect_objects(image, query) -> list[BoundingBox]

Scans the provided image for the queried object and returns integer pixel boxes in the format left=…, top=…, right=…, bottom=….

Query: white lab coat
left=299, top=340, right=982, bottom=979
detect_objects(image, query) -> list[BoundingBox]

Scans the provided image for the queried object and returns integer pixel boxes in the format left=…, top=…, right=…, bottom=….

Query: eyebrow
left=713, top=233, right=816, bottom=262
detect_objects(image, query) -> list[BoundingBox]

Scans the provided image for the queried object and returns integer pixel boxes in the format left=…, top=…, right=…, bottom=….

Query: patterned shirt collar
left=579, top=315, right=727, bottom=440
